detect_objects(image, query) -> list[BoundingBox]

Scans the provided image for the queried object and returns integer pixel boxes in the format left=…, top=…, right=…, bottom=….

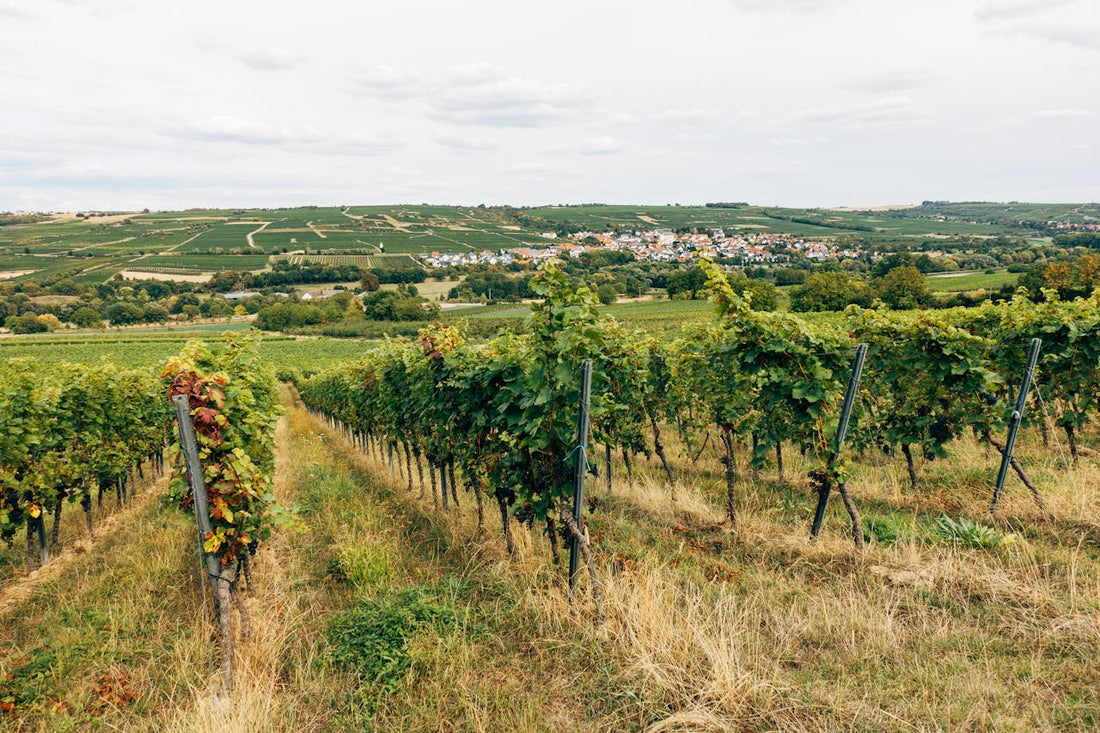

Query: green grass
left=445, top=297, right=715, bottom=335
left=0, top=331, right=369, bottom=374
left=134, top=254, right=271, bottom=272
left=927, top=270, right=1019, bottom=292
left=174, top=225, right=254, bottom=252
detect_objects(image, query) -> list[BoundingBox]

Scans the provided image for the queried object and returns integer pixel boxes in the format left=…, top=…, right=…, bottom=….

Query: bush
left=70, top=306, right=103, bottom=329
left=6, top=312, right=47, bottom=334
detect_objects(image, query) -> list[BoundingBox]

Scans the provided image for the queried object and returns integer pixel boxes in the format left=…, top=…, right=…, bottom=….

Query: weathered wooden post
left=990, top=337, right=1041, bottom=514
left=605, top=444, right=612, bottom=494
left=36, top=515, right=48, bottom=566
left=568, top=360, right=593, bottom=591
left=172, top=394, right=233, bottom=688
left=811, top=343, right=867, bottom=542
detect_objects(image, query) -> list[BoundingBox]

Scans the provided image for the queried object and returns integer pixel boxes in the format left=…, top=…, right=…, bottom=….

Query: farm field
left=439, top=296, right=721, bottom=335
left=0, top=202, right=1082, bottom=286
left=381, top=276, right=461, bottom=300
left=0, top=332, right=370, bottom=373
left=129, top=254, right=272, bottom=273
left=526, top=204, right=1027, bottom=240
left=271, top=253, right=419, bottom=269
left=927, top=269, right=1020, bottom=292
left=913, top=201, right=1100, bottom=225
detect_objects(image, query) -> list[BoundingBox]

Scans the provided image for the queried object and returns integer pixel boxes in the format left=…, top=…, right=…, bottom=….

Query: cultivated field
left=927, top=269, right=1021, bottom=292
left=0, top=202, right=1075, bottom=286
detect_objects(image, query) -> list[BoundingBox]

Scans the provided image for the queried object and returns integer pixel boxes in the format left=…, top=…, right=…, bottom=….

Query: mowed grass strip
left=270, top=394, right=643, bottom=731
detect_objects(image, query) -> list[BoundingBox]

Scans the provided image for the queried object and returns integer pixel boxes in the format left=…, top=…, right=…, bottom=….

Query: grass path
left=244, top=222, right=271, bottom=250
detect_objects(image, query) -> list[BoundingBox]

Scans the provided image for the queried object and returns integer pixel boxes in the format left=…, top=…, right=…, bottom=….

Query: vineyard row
left=296, top=263, right=1098, bottom=570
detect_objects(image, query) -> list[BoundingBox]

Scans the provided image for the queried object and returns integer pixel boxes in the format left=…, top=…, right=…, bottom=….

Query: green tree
left=872, top=266, right=932, bottom=310
left=596, top=283, right=618, bottom=305
left=70, top=306, right=102, bottom=329
left=393, top=298, right=438, bottom=321
left=104, top=302, right=145, bottom=326
left=143, top=304, right=170, bottom=323
left=729, top=275, right=778, bottom=311
left=202, top=299, right=233, bottom=318
left=789, top=271, right=871, bottom=312
left=665, top=268, right=708, bottom=299
left=360, top=271, right=380, bottom=292
left=6, top=312, right=48, bottom=334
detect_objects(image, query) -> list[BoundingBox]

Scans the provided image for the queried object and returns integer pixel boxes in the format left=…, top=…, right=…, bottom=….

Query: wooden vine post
left=563, top=359, right=604, bottom=618
left=989, top=337, right=1047, bottom=515
left=568, top=359, right=593, bottom=591
left=172, top=393, right=235, bottom=690
left=810, top=343, right=867, bottom=549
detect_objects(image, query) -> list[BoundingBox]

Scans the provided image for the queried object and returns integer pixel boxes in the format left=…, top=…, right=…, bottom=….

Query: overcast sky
left=1, top=0, right=1097, bottom=211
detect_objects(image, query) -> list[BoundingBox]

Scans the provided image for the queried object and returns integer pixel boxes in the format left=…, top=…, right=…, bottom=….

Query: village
left=421, top=228, right=863, bottom=268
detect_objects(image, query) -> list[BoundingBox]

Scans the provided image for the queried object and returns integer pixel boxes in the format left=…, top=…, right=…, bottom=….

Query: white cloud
left=1024, top=25, right=1100, bottom=50
left=976, top=0, right=1099, bottom=51
left=352, top=65, right=427, bottom=100
left=0, top=2, right=33, bottom=19
left=769, top=136, right=828, bottom=146
left=238, top=45, right=299, bottom=71
left=401, top=180, right=446, bottom=190
left=974, top=0, right=1073, bottom=23
left=779, top=96, right=926, bottom=128
left=1029, top=108, right=1093, bottom=120
left=349, top=63, right=592, bottom=127
left=657, top=108, right=718, bottom=123
left=842, top=69, right=932, bottom=94
left=161, top=117, right=401, bottom=156
left=509, top=162, right=556, bottom=173
left=675, top=132, right=721, bottom=142
left=431, top=74, right=592, bottom=127
left=165, top=116, right=322, bottom=146
left=729, top=0, right=851, bottom=12
left=579, top=136, right=626, bottom=155
left=435, top=134, right=499, bottom=153
left=2, top=0, right=1099, bottom=209
left=334, top=133, right=404, bottom=156
left=443, top=63, right=510, bottom=86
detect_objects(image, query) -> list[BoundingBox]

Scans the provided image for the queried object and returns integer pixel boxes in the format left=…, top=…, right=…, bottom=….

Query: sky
left=1, top=0, right=1097, bottom=211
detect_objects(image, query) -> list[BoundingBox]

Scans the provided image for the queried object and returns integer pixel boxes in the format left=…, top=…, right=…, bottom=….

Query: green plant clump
left=325, top=586, right=461, bottom=710
left=935, top=515, right=1016, bottom=549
